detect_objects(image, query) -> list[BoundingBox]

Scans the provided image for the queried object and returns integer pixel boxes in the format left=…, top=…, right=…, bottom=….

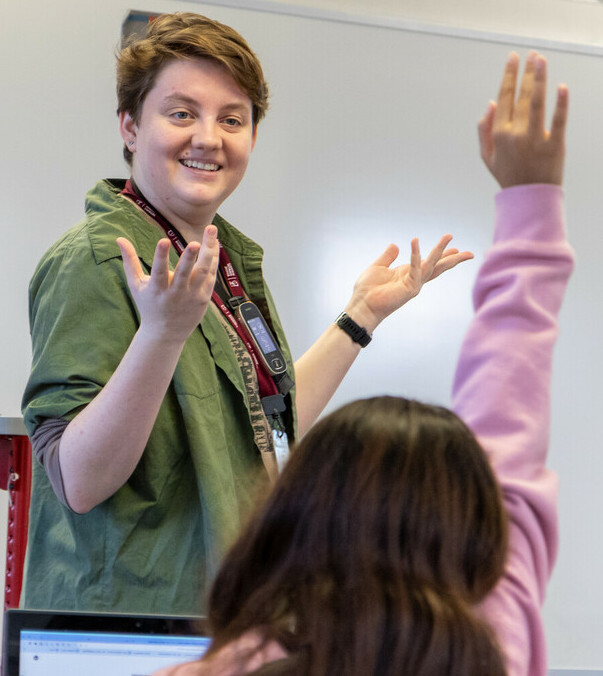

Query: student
left=20, top=12, right=470, bottom=614
left=153, top=51, right=572, bottom=676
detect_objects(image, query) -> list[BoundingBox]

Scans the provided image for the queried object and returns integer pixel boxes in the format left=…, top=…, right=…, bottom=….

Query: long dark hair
left=207, top=396, right=509, bottom=675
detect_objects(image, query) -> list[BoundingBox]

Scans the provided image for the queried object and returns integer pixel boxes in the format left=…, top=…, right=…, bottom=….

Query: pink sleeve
left=451, top=184, right=574, bottom=676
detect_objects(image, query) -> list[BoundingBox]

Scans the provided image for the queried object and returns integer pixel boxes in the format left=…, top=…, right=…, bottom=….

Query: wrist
left=135, top=322, right=189, bottom=353
left=334, top=312, right=372, bottom=348
left=342, top=299, right=380, bottom=334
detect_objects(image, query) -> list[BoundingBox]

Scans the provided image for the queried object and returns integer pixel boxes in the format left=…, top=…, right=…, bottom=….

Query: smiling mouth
left=181, top=159, right=220, bottom=171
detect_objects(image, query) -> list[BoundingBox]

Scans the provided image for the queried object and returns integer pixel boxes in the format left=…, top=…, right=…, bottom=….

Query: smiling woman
left=19, top=11, right=471, bottom=616
left=118, top=59, right=257, bottom=241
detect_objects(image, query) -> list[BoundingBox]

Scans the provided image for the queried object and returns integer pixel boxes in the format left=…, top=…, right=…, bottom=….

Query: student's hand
left=151, top=630, right=288, bottom=676
left=478, top=51, right=568, bottom=188
left=344, top=235, right=473, bottom=332
left=117, top=225, right=219, bottom=345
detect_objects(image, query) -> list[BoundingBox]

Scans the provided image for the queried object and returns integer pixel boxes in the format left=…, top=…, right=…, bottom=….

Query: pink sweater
left=452, top=184, right=574, bottom=676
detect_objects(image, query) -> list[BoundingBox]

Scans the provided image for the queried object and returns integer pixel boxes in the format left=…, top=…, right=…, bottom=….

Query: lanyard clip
left=262, top=394, right=286, bottom=437
left=270, top=411, right=286, bottom=438
left=228, top=296, right=246, bottom=310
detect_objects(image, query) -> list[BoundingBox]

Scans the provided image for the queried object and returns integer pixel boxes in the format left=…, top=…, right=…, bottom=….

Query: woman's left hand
left=345, top=234, right=473, bottom=332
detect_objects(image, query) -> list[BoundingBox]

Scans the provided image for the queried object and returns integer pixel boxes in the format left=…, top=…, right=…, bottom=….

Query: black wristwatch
left=335, top=312, right=372, bottom=347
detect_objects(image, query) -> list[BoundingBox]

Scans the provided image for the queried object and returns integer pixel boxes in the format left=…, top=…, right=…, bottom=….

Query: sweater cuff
left=494, top=184, right=565, bottom=245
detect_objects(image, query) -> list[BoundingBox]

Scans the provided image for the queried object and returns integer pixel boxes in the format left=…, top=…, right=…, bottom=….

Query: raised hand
left=478, top=51, right=568, bottom=188
left=117, top=225, right=219, bottom=344
left=345, top=235, right=474, bottom=331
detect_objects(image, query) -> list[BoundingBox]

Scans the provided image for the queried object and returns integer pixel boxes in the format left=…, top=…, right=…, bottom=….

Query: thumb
left=478, top=100, right=496, bottom=165
left=371, top=243, right=399, bottom=268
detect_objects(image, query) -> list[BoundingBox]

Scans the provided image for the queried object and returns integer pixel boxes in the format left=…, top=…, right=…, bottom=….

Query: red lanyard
left=121, top=180, right=278, bottom=399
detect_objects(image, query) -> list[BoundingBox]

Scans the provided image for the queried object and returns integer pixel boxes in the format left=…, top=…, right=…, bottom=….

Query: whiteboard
left=2, top=0, right=602, bottom=667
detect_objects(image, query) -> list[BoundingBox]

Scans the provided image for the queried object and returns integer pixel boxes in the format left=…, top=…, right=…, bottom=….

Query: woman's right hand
left=117, top=224, right=219, bottom=345
left=478, top=51, right=568, bottom=189
left=151, top=630, right=288, bottom=676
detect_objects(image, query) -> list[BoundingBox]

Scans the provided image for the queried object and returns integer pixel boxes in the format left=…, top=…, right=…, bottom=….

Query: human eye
left=172, top=110, right=192, bottom=121
left=222, top=116, right=242, bottom=128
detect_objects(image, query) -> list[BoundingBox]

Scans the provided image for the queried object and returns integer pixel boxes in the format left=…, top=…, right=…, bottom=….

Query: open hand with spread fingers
left=344, top=234, right=474, bottom=333
left=117, top=224, right=220, bottom=345
left=478, top=51, right=568, bottom=188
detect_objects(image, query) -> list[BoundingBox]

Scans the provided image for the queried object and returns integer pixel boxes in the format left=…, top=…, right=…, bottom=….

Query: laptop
left=2, top=609, right=211, bottom=676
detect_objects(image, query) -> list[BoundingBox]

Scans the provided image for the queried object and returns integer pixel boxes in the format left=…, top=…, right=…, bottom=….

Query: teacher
left=21, top=12, right=470, bottom=614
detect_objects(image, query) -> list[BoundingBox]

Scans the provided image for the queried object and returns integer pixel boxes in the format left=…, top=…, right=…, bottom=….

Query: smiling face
left=120, top=57, right=257, bottom=237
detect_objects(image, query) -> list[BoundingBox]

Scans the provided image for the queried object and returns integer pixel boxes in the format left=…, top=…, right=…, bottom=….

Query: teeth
left=182, top=160, right=219, bottom=171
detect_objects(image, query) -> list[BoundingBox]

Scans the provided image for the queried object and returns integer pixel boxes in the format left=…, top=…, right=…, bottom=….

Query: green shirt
left=21, top=179, right=296, bottom=613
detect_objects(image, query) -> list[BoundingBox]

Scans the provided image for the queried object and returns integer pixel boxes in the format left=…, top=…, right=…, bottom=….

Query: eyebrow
left=162, top=93, right=251, bottom=115
left=163, top=93, right=199, bottom=107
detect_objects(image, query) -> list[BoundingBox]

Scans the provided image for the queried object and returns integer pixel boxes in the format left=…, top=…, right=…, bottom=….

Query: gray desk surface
left=0, top=417, right=27, bottom=436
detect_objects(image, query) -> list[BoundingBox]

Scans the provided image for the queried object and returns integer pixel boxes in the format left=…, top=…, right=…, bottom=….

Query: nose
left=191, top=118, right=221, bottom=150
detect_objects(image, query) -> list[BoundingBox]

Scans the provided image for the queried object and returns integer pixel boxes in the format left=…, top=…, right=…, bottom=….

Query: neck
left=128, top=179, right=214, bottom=244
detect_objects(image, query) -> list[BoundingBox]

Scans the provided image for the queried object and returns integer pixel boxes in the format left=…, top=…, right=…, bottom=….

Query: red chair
left=0, top=427, right=32, bottom=610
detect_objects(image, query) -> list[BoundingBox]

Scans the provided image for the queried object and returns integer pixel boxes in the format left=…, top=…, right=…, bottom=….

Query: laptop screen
left=3, top=610, right=211, bottom=676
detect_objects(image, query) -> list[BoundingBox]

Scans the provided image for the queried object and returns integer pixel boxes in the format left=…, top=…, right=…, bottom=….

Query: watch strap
left=335, top=312, right=372, bottom=347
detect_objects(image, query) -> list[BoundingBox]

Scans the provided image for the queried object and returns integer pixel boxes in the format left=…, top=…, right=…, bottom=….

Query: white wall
left=186, top=0, right=603, bottom=52
left=2, top=0, right=603, bottom=669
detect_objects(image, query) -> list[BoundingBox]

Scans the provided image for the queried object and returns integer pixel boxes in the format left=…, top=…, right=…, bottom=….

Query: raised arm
left=58, top=227, right=219, bottom=513
left=294, top=235, right=473, bottom=436
left=452, top=52, right=573, bottom=676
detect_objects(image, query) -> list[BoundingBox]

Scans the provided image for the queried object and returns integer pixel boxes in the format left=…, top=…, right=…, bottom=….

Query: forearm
left=60, top=327, right=186, bottom=513
left=455, top=185, right=573, bottom=676
left=293, top=327, right=359, bottom=437
left=294, top=303, right=376, bottom=437
left=453, top=185, right=573, bottom=477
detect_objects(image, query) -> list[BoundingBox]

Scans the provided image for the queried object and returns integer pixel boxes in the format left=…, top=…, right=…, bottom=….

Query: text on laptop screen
left=19, top=629, right=211, bottom=676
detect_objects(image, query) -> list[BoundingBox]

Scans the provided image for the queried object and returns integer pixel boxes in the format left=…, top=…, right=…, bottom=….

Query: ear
left=251, top=124, right=258, bottom=151
left=119, top=111, right=138, bottom=149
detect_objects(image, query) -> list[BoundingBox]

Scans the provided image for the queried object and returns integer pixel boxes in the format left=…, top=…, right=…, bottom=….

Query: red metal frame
left=0, top=435, right=32, bottom=609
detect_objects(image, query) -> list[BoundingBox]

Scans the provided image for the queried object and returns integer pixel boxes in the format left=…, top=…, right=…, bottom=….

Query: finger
left=516, top=51, right=538, bottom=124
left=172, top=242, right=201, bottom=290
left=190, top=226, right=220, bottom=289
left=211, top=629, right=265, bottom=670
left=117, top=237, right=145, bottom=290
left=550, top=83, right=569, bottom=148
left=371, top=243, right=399, bottom=268
left=494, top=52, right=520, bottom=125
left=430, top=250, right=475, bottom=280
left=195, top=225, right=219, bottom=269
left=478, top=100, right=496, bottom=164
left=245, top=640, right=288, bottom=671
left=149, top=239, right=172, bottom=287
left=420, top=234, right=454, bottom=278
left=406, top=237, right=422, bottom=287
left=527, top=54, right=547, bottom=138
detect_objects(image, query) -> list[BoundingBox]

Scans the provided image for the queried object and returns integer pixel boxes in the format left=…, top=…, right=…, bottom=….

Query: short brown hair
left=116, top=12, right=269, bottom=165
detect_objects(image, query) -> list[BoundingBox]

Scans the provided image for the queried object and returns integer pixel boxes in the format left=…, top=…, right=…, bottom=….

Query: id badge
left=272, top=429, right=290, bottom=472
